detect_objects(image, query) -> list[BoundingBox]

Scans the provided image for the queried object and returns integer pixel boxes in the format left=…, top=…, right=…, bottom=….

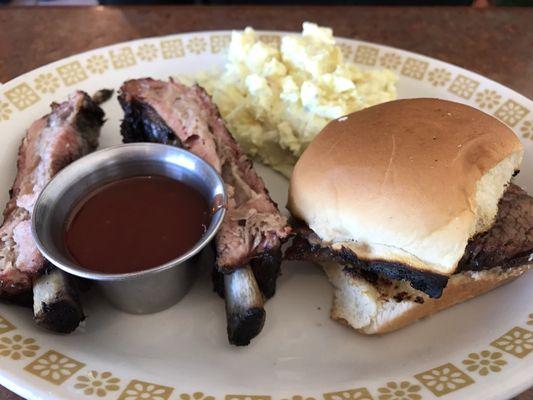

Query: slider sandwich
left=287, top=98, right=533, bottom=334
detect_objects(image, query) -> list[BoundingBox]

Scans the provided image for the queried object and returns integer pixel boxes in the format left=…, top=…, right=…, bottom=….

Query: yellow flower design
left=110, top=48, right=137, bottom=69
left=5, top=83, right=40, bottom=110
left=117, top=379, right=173, bottom=400
left=324, top=389, right=373, bottom=400
left=521, top=121, right=533, bottom=139
left=210, top=34, right=231, bottom=54
left=377, top=381, right=421, bottom=400
left=86, top=55, right=110, bottom=74
left=415, top=363, right=474, bottom=396
left=0, top=315, right=16, bottom=333
left=448, top=74, right=479, bottom=99
left=57, top=61, right=88, bottom=86
left=0, top=334, right=39, bottom=360
left=379, top=53, right=402, bottom=70
left=180, top=392, right=215, bottom=400
left=354, top=45, right=379, bottom=66
left=491, top=326, right=533, bottom=358
left=475, top=89, right=501, bottom=110
left=324, top=388, right=372, bottom=400
left=0, top=102, right=12, bottom=121
left=137, top=43, right=159, bottom=62
left=462, top=350, right=507, bottom=376
left=427, top=68, right=451, bottom=87
left=401, top=58, right=428, bottom=80
left=34, top=73, right=60, bottom=94
left=24, top=349, right=85, bottom=385
left=161, top=39, right=185, bottom=59
left=74, top=370, right=121, bottom=397
left=494, top=100, right=529, bottom=127
left=281, top=396, right=316, bottom=400
left=338, top=43, right=353, bottom=60
left=187, top=37, right=207, bottom=54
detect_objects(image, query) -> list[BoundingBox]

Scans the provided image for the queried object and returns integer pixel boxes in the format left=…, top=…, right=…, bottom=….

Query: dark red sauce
left=64, top=175, right=210, bottom=274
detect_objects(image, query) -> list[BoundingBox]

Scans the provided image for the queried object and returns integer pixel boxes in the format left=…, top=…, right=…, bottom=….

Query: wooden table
left=0, top=5, right=532, bottom=400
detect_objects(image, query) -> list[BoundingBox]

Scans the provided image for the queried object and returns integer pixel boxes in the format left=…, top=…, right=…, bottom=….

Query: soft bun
left=288, top=99, right=523, bottom=275
left=322, top=261, right=531, bottom=334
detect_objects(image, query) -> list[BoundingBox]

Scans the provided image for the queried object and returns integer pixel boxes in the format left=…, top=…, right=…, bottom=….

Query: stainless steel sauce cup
left=32, top=143, right=226, bottom=314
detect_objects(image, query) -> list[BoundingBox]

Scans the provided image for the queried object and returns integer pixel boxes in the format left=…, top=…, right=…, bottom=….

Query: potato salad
left=199, top=23, right=398, bottom=176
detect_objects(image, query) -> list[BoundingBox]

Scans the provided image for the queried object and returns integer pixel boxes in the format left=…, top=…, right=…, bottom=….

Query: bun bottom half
left=322, top=262, right=531, bottom=335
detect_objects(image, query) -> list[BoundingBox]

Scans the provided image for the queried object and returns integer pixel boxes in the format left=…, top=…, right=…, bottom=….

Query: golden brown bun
left=289, top=99, right=523, bottom=276
left=322, top=262, right=531, bottom=335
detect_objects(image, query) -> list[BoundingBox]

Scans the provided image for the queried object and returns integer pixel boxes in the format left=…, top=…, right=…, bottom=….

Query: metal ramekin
left=32, top=143, right=226, bottom=314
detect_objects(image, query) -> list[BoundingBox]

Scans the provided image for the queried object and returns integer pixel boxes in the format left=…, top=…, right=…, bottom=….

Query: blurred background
left=2, top=0, right=533, bottom=6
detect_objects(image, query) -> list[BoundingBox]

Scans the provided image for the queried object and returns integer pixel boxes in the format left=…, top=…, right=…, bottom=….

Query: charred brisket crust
left=118, top=94, right=181, bottom=146
left=458, top=249, right=532, bottom=273
left=287, top=234, right=448, bottom=298
left=337, top=248, right=448, bottom=298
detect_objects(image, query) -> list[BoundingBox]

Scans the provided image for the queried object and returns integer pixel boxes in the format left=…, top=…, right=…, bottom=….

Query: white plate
left=0, top=31, right=532, bottom=400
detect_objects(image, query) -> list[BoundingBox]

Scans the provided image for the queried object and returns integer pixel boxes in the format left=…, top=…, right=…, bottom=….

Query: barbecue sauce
left=64, top=175, right=210, bottom=274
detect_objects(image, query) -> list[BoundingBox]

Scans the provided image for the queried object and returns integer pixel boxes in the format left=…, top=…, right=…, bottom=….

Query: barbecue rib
left=119, top=79, right=290, bottom=270
left=0, top=91, right=104, bottom=299
left=33, top=264, right=85, bottom=334
left=286, top=183, right=533, bottom=298
left=119, top=78, right=291, bottom=345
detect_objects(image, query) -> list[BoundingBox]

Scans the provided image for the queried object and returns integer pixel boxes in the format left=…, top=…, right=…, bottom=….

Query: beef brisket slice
left=287, top=183, right=533, bottom=299
left=458, top=183, right=533, bottom=272
left=0, top=91, right=104, bottom=297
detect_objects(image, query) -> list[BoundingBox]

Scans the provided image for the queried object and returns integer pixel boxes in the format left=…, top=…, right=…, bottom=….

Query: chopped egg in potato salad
left=199, top=23, right=398, bottom=176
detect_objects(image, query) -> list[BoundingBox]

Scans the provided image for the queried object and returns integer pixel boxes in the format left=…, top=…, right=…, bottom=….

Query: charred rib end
left=32, top=268, right=85, bottom=334
left=227, top=307, right=266, bottom=346
left=34, top=300, right=85, bottom=334
left=224, top=266, right=266, bottom=346
left=91, top=89, right=114, bottom=105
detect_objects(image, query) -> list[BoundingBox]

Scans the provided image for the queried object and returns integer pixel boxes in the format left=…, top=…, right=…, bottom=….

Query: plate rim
left=1, top=28, right=532, bottom=103
left=0, top=29, right=532, bottom=400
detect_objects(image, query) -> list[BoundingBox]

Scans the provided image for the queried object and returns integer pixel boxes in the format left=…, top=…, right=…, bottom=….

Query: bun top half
left=288, top=98, right=523, bottom=275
